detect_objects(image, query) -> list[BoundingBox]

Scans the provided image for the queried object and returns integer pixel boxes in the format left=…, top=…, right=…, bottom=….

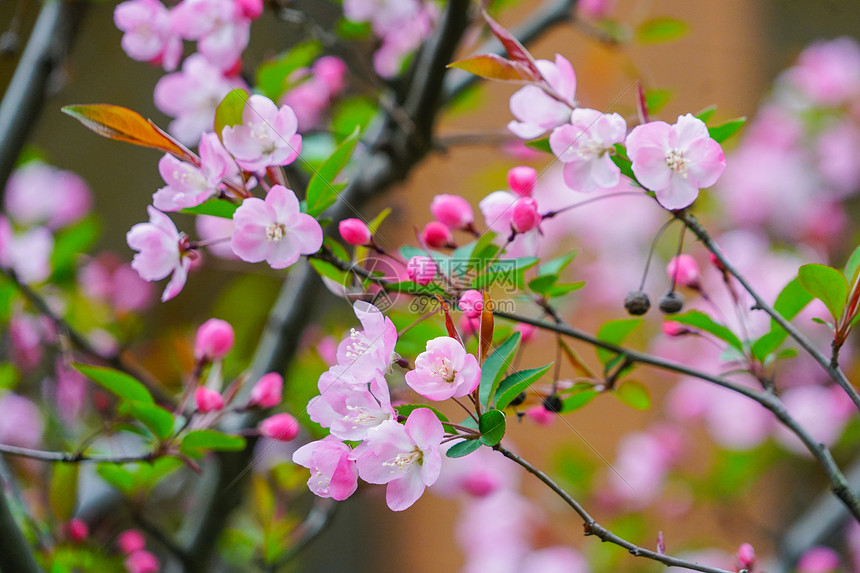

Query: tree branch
left=0, top=443, right=158, bottom=464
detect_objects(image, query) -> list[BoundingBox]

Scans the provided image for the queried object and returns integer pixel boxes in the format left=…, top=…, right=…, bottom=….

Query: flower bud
left=662, top=321, right=689, bottom=337
left=195, top=387, right=224, bottom=413
left=624, top=290, right=651, bottom=315
left=249, top=372, right=283, bottom=408
left=406, top=256, right=438, bottom=286
left=737, top=543, right=756, bottom=570
left=511, top=197, right=541, bottom=233
left=259, top=413, right=300, bottom=441
left=338, top=218, right=371, bottom=246
left=313, top=56, right=347, bottom=94
left=507, top=166, right=538, bottom=196
left=430, top=194, right=473, bottom=229
left=666, top=254, right=700, bottom=288
left=422, top=221, right=453, bottom=248
left=658, top=291, right=685, bottom=314
left=67, top=518, right=89, bottom=543
left=125, top=550, right=160, bottom=573
left=236, top=0, right=263, bottom=19
left=117, top=530, right=146, bottom=555
left=526, top=405, right=554, bottom=426
left=458, top=289, right=484, bottom=318
left=516, top=323, right=537, bottom=342
left=194, top=319, right=234, bottom=361
left=797, top=547, right=840, bottom=573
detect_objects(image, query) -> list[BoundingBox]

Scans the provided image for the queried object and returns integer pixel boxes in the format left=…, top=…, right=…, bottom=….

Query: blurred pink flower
left=80, top=254, right=154, bottom=313
left=797, top=546, right=841, bottom=573
left=406, top=255, right=437, bottom=286
left=775, top=385, right=852, bottom=455
left=124, top=549, right=160, bottom=573
left=0, top=393, right=43, bottom=449
left=430, top=194, right=473, bottom=229
left=258, top=413, right=300, bottom=441
left=114, top=0, right=182, bottom=71
left=785, top=37, right=860, bottom=106
left=5, top=162, right=91, bottom=229
left=248, top=372, right=283, bottom=408
left=0, top=221, right=53, bottom=285
left=194, top=318, right=234, bottom=360
left=117, top=530, right=147, bottom=554
left=195, top=386, right=224, bottom=412
left=170, top=0, right=250, bottom=70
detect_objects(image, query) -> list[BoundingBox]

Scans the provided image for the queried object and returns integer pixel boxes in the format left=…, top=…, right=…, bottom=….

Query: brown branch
left=0, top=443, right=158, bottom=464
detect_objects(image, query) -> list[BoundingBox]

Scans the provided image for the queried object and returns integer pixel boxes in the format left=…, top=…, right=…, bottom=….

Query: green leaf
left=309, top=258, right=350, bottom=285
left=119, top=401, right=174, bottom=440
left=539, top=251, right=578, bottom=276
left=446, top=439, right=481, bottom=458
left=644, top=89, right=673, bottom=114
left=180, top=430, right=246, bottom=458
left=696, top=105, right=718, bottom=123
left=305, top=127, right=360, bottom=217
left=529, top=274, right=557, bottom=295
left=844, top=244, right=860, bottom=286
left=479, top=332, right=522, bottom=406
left=451, top=232, right=498, bottom=273
left=666, top=310, right=743, bottom=350
left=751, top=276, right=814, bottom=359
left=636, top=17, right=689, bottom=44
left=180, top=198, right=239, bottom=219
left=385, top=281, right=447, bottom=295
left=494, top=364, right=552, bottom=409
left=611, top=144, right=636, bottom=181
left=561, top=389, right=599, bottom=413
left=614, top=380, right=651, bottom=410
left=330, top=96, right=378, bottom=140
left=335, top=17, right=372, bottom=40
left=595, top=318, right=643, bottom=364
left=255, top=41, right=321, bottom=101
left=524, top=137, right=552, bottom=154
left=798, top=263, right=849, bottom=321
left=51, top=217, right=100, bottom=280
left=74, top=364, right=153, bottom=404
left=546, top=282, right=586, bottom=298
left=97, top=464, right=136, bottom=494
left=478, top=409, right=506, bottom=446
left=214, top=89, right=249, bottom=138
left=708, top=117, right=746, bottom=143
left=50, top=464, right=79, bottom=521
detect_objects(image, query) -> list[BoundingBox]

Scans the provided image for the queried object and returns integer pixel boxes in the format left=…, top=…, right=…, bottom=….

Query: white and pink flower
left=549, top=108, right=627, bottom=192
left=222, top=95, right=302, bottom=173
left=126, top=206, right=192, bottom=301
left=508, top=55, right=576, bottom=139
left=114, top=0, right=182, bottom=71
left=292, top=435, right=359, bottom=501
left=405, top=336, right=480, bottom=401
left=154, top=133, right=238, bottom=211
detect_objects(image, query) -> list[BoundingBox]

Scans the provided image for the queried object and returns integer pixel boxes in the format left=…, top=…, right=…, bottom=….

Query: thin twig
left=0, top=443, right=158, bottom=464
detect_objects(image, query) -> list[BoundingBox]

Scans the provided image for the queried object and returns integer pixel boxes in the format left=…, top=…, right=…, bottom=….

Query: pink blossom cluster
left=342, top=0, right=438, bottom=77
left=281, top=56, right=349, bottom=132
left=116, top=529, right=160, bottom=573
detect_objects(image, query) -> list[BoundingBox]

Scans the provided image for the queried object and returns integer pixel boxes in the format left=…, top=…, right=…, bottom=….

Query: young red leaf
left=481, top=11, right=540, bottom=77
left=479, top=291, right=495, bottom=364
left=435, top=294, right=463, bottom=346
left=448, top=54, right=539, bottom=82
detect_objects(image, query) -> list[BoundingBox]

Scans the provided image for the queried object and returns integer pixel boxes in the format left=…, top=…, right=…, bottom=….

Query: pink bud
left=259, top=413, right=300, bottom=441
left=338, top=218, right=371, bottom=246
left=236, top=0, right=263, bottom=19
left=313, top=56, right=348, bottom=94
left=194, top=319, right=234, bottom=361
left=461, top=471, right=500, bottom=497
left=67, top=518, right=89, bottom=543
left=516, top=323, right=537, bottom=342
left=511, top=197, right=541, bottom=233
left=422, top=221, right=453, bottom=248
left=117, top=530, right=146, bottom=555
left=406, top=256, right=438, bottom=286
left=507, top=166, right=538, bottom=196
left=430, top=194, right=473, bottom=229
left=737, top=543, right=756, bottom=569
left=525, top=405, right=554, bottom=426
left=666, top=254, right=700, bottom=288
left=249, top=372, right=283, bottom=408
left=459, top=290, right=484, bottom=318
left=662, top=321, right=689, bottom=337
left=657, top=531, right=665, bottom=554
left=797, top=547, right=841, bottom=573
left=124, top=550, right=160, bottom=573
left=195, top=387, right=224, bottom=413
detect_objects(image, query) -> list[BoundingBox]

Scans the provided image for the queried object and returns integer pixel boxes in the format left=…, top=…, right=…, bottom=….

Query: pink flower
left=335, top=301, right=399, bottom=380
left=786, top=37, right=860, bottom=106
left=292, top=435, right=359, bottom=501
left=0, top=220, right=53, bottom=284
left=352, top=408, right=444, bottom=511
left=114, top=0, right=182, bottom=71
left=507, top=166, right=538, bottom=197
left=230, top=185, right=322, bottom=268
left=281, top=57, right=348, bottom=131
left=307, top=369, right=394, bottom=440
left=126, top=207, right=192, bottom=301
left=313, top=56, right=348, bottom=94
left=520, top=547, right=589, bottom=573
left=421, top=221, right=452, bottom=248
left=0, top=392, right=43, bottom=448
left=666, top=254, right=700, bottom=288
left=797, top=547, right=841, bottom=573
left=195, top=386, right=224, bottom=412
left=67, top=518, right=89, bottom=543
left=80, top=254, right=154, bottom=313
left=153, top=133, right=237, bottom=211
left=249, top=372, right=283, bottom=408
left=458, top=290, right=484, bottom=319
left=170, top=0, right=250, bottom=71
left=55, top=360, right=88, bottom=424
left=117, top=530, right=147, bottom=554
left=222, top=95, right=302, bottom=172
left=406, top=256, right=437, bottom=286
left=124, top=550, right=160, bottom=573
left=154, top=55, right=248, bottom=146
left=578, top=0, right=615, bottom=19
left=516, top=323, right=537, bottom=343
left=525, top=405, right=554, bottom=426
left=775, top=385, right=851, bottom=455
left=5, top=162, right=91, bottom=229
left=737, top=543, right=756, bottom=570
left=236, top=0, right=263, bottom=20
left=479, top=191, right=540, bottom=258
left=194, top=318, right=234, bottom=360
left=258, top=413, right=300, bottom=441
left=195, top=215, right=236, bottom=259
left=626, top=114, right=726, bottom=210
left=8, top=314, right=44, bottom=372
left=508, top=54, right=576, bottom=139
left=405, top=336, right=480, bottom=401
left=549, top=108, right=627, bottom=192
left=430, top=194, right=473, bottom=229
left=339, top=218, right=371, bottom=246
left=511, top=197, right=541, bottom=233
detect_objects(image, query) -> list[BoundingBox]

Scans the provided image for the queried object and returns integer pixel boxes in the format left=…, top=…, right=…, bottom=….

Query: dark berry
left=542, top=395, right=563, bottom=413
left=508, top=392, right=527, bottom=407
left=624, top=290, right=651, bottom=315
left=658, top=291, right=685, bottom=314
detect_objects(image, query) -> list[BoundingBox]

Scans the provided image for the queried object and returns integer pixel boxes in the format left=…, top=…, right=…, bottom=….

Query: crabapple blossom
left=117, top=530, right=147, bottom=554
left=0, top=393, right=43, bottom=448
left=154, top=55, right=248, bottom=146
left=0, top=220, right=53, bottom=284
left=292, top=435, right=359, bottom=501
left=785, top=37, right=860, bottom=106
left=479, top=190, right=540, bottom=257
left=775, top=384, right=852, bottom=455
left=153, top=133, right=238, bottom=211
left=230, top=185, right=322, bottom=268
left=248, top=372, right=283, bottom=408
left=458, top=289, right=484, bottom=319
left=549, top=108, right=627, bottom=192
left=5, top=162, right=92, bottom=229
left=666, top=254, right=700, bottom=288
left=126, top=207, right=192, bottom=301
left=195, top=215, right=236, bottom=259
left=520, top=547, right=589, bottom=573
left=626, top=114, right=726, bottom=210
left=8, top=314, right=45, bottom=372
left=195, top=386, right=224, bottom=412
left=124, top=550, right=160, bottom=573
left=511, top=197, right=540, bottom=233
left=507, top=166, right=538, bottom=197
left=405, top=336, right=480, bottom=401
left=352, top=408, right=444, bottom=511
left=258, top=413, right=300, bottom=441
left=282, top=56, right=348, bottom=131
left=737, top=543, right=756, bottom=570
left=307, top=369, right=394, bottom=440
left=194, top=318, right=234, bottom=360
left=170, top=0, right=251, bottom=71
left=114, top=0, right=182, bottom=71
left=55, top=360, right=88, bottom=424
left=421, top=221, right=453, bottom=248
left=338, top=218, right=371, bottom=246
left=80, top=254, right=154, bottom=313
left=406, top=256, right=437, bottom=286
left=334, top=301, right=398, bottom=380
left=797, top=547, right=841, bottom=573
left=67, top=519, right=89, bottom=543
left=508, top=54, right=576, bottom=139
left=221, top=95, right=302, bottom=172
left=430, top=194, right=473, bottom=229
